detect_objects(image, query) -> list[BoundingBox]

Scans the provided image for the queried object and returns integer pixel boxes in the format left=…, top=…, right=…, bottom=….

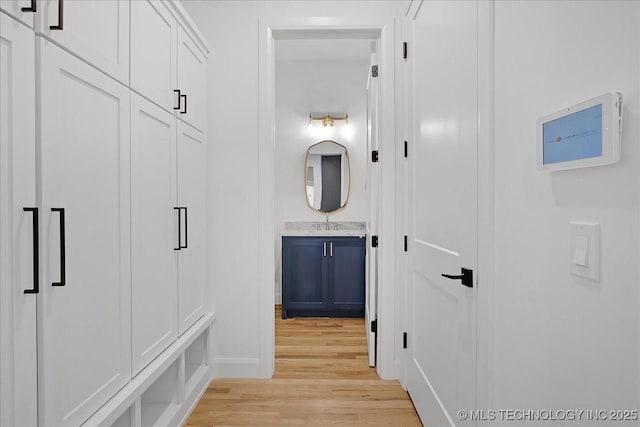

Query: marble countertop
left=281, top=221, right=368, bottom=237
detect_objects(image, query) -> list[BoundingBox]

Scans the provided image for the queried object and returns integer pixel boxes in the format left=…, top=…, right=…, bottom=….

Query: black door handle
left=180, top=94, right=187, bottom=114
left=174, top=207, right=182, bottom=251
left=23, top=208, right=39, bottom=294
left=49, top=0, right=63, bottom=30
left=51, top=208, right=66, bottom=286
left=21, top=0, right=36, bottom=12
left=173, top=90, right=182, bottom=110
left=180, top=207, right=188, bottom=249
left=441, top=267, right=473, bottom=288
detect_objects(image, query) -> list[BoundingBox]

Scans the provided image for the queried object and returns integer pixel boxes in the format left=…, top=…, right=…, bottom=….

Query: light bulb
left=340, top=123, right=355, bottom=140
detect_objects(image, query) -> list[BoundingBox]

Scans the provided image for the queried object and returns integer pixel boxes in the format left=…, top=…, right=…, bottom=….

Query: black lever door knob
left=441, top=267, right=473, bottom=288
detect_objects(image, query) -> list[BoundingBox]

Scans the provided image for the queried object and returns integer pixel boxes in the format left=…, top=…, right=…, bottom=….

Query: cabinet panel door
left=130, top=0, right=177, bottom=111
left=131, top=93, right=178, bottom=375
left=328, top=238, right=365, bottom=312
left=0, top=1, right=34, bottom=28
left=282, top=237, right=327, bottom=316
left=177, top=122, right=206, bottom=334
left=176, top=26, right=206, bottom=132
left=38, top=0, right=129, bottom=83
left=0, top=13, right=37, bottom=427
left=39, top=39, right=131, bottom=427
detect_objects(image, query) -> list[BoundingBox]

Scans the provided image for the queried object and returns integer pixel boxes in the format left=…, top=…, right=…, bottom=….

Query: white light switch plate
left=569, top=222, right=600, bottom=281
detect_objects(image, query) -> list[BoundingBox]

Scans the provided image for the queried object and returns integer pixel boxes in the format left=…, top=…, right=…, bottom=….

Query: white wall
left=181, top=0, right=406, bottom=378
left=493, top=0, right=640, bottom=416
left=274, top=58, right=369, bottom=303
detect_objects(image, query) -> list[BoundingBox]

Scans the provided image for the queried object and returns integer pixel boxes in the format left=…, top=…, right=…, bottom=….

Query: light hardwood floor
left=185, top=306, right=421, bottom=426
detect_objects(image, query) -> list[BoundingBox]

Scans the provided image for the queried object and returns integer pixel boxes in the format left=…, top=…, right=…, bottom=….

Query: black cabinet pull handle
left=49, top=0, right=63, bottom=30
left=51, top=208, right=66, bottom=286
left=174, top=207, right=181, bottom=251
left=441, top=268, right=473, bottom=288
left=173, top=90, right=181, bottom=110
left=180, top=207, right=188, bottom=249
left=180, top=94, right=187, bottom=114
left=21, top=0, right=36, bottom=12
left=23, top=208, right=39, bottom=294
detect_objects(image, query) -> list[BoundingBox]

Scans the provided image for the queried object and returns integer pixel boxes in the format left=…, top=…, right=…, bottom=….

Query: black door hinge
left=371, top=235, right=378, bottom=248
left=371, top=150, right=379, bottom=163
left=403, top=42, right=408, bottom=60
left=404, top=235, right=408, bottom=252
left=371, top=320, right=378, bottom=333
left=371, top=65, right=378, bottom=77
left=403, top=332, right=408, bottom=349
left=404, top=140, right=408, bottom=158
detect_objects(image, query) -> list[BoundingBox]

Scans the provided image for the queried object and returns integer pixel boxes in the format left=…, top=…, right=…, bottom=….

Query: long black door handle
left=174, top=207, right=182, bottom=251
left=173, top=90, right=182, bottom=110
left=441, top=267, right=473, bottom=288
left=21, top=0, right=36, bottom=12
left=51, top=208, right=66, bottom=286
left=49, top=0, right=63, bottom=30
left=180, top=207, right=188, bottom=249
left=23, top=208, right=39, bottom=294
left=180, top=94, right=187, bottom=114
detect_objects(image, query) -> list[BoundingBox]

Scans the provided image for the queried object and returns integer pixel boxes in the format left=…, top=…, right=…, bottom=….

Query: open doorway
left=273, top=36, right=379, bottom=369
left=258, top=18, right=397, bottom=380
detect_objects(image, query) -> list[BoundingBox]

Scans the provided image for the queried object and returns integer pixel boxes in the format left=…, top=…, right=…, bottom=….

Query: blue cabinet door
left=282, top=237, right=327, bottom=318
left=328, top=237, right=366, bottom=313
left=282, top=236, right=365, bottom=318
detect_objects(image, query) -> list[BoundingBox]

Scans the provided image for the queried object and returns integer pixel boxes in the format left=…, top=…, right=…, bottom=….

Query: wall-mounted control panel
left=537, top=92, right=623, bottom=171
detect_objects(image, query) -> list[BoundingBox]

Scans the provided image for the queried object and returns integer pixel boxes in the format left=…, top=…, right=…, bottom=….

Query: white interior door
left=37, top=0, right=129, bottom=83
left=365, top=43, right=380, bottom=367
left=38, top=39, right=131, bottom=427
left=177, top=122, right=206, bottom=335
left=0, top=13, right=37, bottom=427
left=130, top=93, right=178, bottom=375
left=406, top=1, right=478, bottom=425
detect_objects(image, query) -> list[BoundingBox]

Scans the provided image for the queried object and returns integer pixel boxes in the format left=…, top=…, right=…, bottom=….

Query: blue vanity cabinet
left=282, top=236, right=365, bottom=319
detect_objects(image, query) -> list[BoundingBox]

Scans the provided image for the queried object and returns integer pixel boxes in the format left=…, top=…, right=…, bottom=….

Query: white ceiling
left=275, top=39, right=373, bottom=62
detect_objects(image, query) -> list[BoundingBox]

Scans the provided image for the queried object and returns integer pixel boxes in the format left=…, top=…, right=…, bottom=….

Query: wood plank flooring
left=185, top=306, right=421, bottom=426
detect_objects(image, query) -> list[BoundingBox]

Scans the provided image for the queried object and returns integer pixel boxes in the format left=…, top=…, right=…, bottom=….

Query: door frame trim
left=476, top=0, right=496, bottom=414
left=258, top=16, right=397, bottom=379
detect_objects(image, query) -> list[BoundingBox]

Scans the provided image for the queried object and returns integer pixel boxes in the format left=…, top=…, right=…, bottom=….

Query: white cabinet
left=1, top=2, right=209, bottom=425
left=130, top=0, right=177, bottom=111
left=131, top=1, right=207, bottom=133
left=177, top=26, right=207, bottom=132
left=37, top=0, right=129, bottom=84
left=177, top=122, right=207, bottom=334
left=130, top=93, right=179, bottom=376
left=0, top=12, right=37, bottom=427
left=0, top=0, right=35, bottom=28
left=38, top=39, right=131, bottom=427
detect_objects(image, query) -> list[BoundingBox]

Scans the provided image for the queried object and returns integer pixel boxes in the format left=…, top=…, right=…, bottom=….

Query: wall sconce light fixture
left=309, top=114, right=349, bottom=127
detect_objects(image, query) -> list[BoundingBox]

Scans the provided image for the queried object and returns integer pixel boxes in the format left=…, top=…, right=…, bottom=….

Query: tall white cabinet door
left=130, top=0, right=177, bottom=111
left=37, top=0, right=129, bottom=83
left=0, top=0, right=35, bottom=28
left=176, top=26, right=206, bottom=133
left=0, top=13, right=37, bottom=427
left=38, top=39, right=131, bottom=427
left=176, top=122, right=206, bottom=335
left=131, top=93, right=179, bottom=376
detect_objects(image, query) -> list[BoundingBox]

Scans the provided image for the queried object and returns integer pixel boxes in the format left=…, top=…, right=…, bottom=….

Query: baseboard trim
left=212, top=357, right=264, bottom=378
